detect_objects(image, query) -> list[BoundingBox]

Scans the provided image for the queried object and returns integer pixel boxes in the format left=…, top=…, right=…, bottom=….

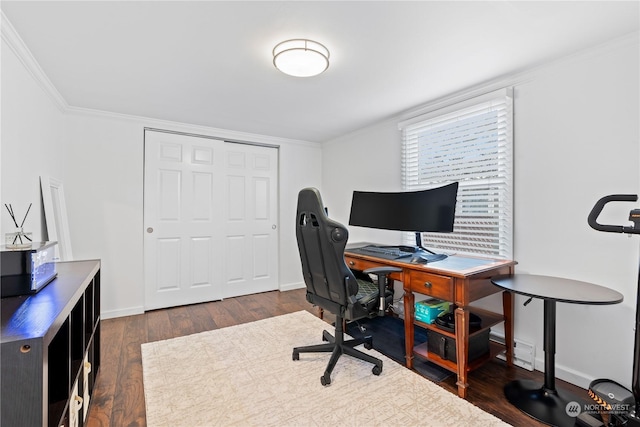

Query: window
left=399, top=88, right=513, bottom=259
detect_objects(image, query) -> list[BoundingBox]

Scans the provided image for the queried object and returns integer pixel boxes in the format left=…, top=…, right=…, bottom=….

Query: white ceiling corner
left=1, top=1, right=638, bottom=143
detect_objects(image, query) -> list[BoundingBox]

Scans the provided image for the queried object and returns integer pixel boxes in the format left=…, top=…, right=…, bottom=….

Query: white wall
left=512, top=36, right=639, bottom=388
left=322, top=119, right=405, bottom=245
left=4, top=9, right=638, bottom=390
left=2, top=27, right=322, bottom=319
left=61, top=113, right=321, bottom=318
left=1, top=38, right=68, bottom=241
left=278, top=140, right=323, bottom=290
left=322, top=34, right=640, bottom=389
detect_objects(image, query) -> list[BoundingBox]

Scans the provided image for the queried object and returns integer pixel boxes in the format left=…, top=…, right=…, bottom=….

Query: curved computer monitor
left=348, top=182, right=458, bottom=233
left=348, top=182, right=458, bottom=263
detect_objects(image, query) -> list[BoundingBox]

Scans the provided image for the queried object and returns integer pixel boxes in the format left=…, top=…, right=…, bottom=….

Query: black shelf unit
left=1, top=260, right=101, bottom=427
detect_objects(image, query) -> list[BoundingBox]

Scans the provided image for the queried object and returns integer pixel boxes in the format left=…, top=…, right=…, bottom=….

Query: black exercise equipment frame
left=584, top=194, right=640, bottom=426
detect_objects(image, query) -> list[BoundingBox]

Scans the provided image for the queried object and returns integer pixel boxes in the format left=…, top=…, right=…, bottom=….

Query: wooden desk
left=344, top=243, right=517, bottom=398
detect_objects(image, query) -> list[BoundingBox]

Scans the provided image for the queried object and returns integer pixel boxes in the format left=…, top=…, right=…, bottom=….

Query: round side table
left=492, top=274, right=623, bottom=427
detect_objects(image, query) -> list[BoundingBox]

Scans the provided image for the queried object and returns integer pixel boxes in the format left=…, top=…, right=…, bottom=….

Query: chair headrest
left=297, top=187, right=324, bottom=216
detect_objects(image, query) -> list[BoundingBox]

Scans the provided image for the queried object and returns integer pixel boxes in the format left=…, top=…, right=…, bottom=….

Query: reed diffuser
left=4, top=203, right=33, bottom=249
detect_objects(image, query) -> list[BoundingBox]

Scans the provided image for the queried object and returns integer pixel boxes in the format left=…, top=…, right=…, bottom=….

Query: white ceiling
left=2, top=1, right=639, bottom=143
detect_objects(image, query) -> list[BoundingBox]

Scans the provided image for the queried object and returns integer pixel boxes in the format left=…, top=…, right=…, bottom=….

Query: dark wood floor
left=86, top=288, right=589, bottom=427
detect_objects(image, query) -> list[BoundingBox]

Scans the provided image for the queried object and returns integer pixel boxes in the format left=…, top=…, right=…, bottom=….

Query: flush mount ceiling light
left=273, top=39, right=330, bottom=77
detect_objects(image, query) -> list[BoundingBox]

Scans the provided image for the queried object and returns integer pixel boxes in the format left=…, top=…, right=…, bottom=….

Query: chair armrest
left=363, top=267, right=402, bottom=316
left=363, top=266, right=402, bottom=276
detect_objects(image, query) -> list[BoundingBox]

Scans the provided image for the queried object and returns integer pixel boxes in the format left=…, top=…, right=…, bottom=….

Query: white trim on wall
left=1, top=11, right=317, bottom=149
left=101, top=305, right=145, bottom=320
left=1, top=11, right=68, bottom=111
left=4, top=7, right=636, bottom=150
left=322, top=31, right=639, bottom=150
left=66, top=105, right=318, bottom=148
left=278, top=281, right=305, bottom=292
left=396, top=31, right=639, bottom=126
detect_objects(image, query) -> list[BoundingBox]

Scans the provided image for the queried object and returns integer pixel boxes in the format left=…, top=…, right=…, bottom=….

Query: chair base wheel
left=372, top=363, right=382, bottom=376
left=293, top=315, right=383, bottom=385
left=321, top=374, right=331, bottom=386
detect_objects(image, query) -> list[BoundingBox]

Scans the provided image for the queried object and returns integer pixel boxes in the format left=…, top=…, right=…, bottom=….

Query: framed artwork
left=40, top=176, right=73, bottom=261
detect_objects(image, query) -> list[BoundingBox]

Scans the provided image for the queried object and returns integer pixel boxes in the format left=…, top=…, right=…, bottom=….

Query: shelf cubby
left=1, top=260, right=101, bottom=427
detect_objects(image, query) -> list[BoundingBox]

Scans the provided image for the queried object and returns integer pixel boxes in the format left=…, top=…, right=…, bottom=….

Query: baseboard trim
left=279, top=282, right=305, bottom=292
left=101, top=306, right=144, bottom=320
left=101, top=286, right=306, bottom=319
left=491, top=331, right=591, bottom=389
left=536, top=358, right=592, bottom=390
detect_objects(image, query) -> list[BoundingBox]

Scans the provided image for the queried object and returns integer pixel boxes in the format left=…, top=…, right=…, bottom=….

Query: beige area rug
left=141, top=310, right=511, bottom=427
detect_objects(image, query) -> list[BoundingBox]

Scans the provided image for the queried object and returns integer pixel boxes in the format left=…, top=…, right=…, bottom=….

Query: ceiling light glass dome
left=273, top=39, right=330, bottom=77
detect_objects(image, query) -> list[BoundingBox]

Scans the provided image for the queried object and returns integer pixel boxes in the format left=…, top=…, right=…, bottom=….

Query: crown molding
left=4, top=7, right=636, bottom=147
left=65, top=104, right=319, bottom=148
left=1, top=11, right=317, bottom=148
left=396, top=30, right=639, bottom=124
left=1, top=11, right=68, bottom=111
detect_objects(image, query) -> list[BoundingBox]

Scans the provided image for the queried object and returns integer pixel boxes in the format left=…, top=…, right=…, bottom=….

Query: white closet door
left=143, top=130, right=279, bottom=310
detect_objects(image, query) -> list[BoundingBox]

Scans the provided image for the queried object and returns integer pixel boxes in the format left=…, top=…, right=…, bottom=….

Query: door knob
left=147, top=227, right=154, bottom=233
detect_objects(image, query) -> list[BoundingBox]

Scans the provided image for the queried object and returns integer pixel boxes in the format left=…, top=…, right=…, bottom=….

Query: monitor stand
left=405, top=232, right=448, bottom=263
left=410, top=249, right=448, bottom=263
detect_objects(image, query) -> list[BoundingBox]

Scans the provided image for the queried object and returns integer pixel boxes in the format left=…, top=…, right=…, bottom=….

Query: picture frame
left=40, top=176, right=73, bottom=261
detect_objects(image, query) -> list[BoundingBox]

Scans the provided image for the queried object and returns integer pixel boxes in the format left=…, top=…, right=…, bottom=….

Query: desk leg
left=404, top=291, right=415, bottom=369
left=455, top=306, right=470, bottom=399
left=503, top=290, right=514, bottom=367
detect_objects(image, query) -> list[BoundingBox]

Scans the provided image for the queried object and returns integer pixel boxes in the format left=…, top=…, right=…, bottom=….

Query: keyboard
left=352, top=245, right=413, bottom=260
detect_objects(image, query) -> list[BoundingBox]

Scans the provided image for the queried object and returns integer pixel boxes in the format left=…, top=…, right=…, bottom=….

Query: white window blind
left=399, top=88, right=513, bottom=259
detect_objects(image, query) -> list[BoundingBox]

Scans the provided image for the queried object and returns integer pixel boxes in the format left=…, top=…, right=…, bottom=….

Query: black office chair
left=292, top=187, right=400, bottom=386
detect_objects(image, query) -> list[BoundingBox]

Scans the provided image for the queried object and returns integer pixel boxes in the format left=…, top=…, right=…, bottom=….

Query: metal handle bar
left=588, top=194, right=639, bottom=234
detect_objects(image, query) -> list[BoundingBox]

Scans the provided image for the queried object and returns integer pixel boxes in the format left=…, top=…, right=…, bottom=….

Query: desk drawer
left=344, top=256, right=382, bottom=272
left=409, top=271, right=454, bottom=301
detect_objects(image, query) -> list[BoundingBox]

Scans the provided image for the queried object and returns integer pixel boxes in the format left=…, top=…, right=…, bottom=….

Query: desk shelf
left=415, top=307, right=505, bottom=339
left=414, top=340, right=505, bottom=373
left=413, top=307, right=506, bottom=374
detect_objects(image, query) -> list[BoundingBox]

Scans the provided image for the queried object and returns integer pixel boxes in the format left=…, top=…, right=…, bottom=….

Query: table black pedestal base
left=505, top=379, right=582, bottom=427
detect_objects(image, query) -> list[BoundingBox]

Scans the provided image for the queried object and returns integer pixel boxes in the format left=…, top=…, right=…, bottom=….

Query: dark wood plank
left=438, top=358, right=589, bottom=427
left=166, top=304, right=217, bottom=337
left=85, top=317, right=126, bottom=427
left=86, top=288, right=590, bottom=427
left=109, top=314, right=147, bottom=427
left=145, top=309, right=174, bottom=343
